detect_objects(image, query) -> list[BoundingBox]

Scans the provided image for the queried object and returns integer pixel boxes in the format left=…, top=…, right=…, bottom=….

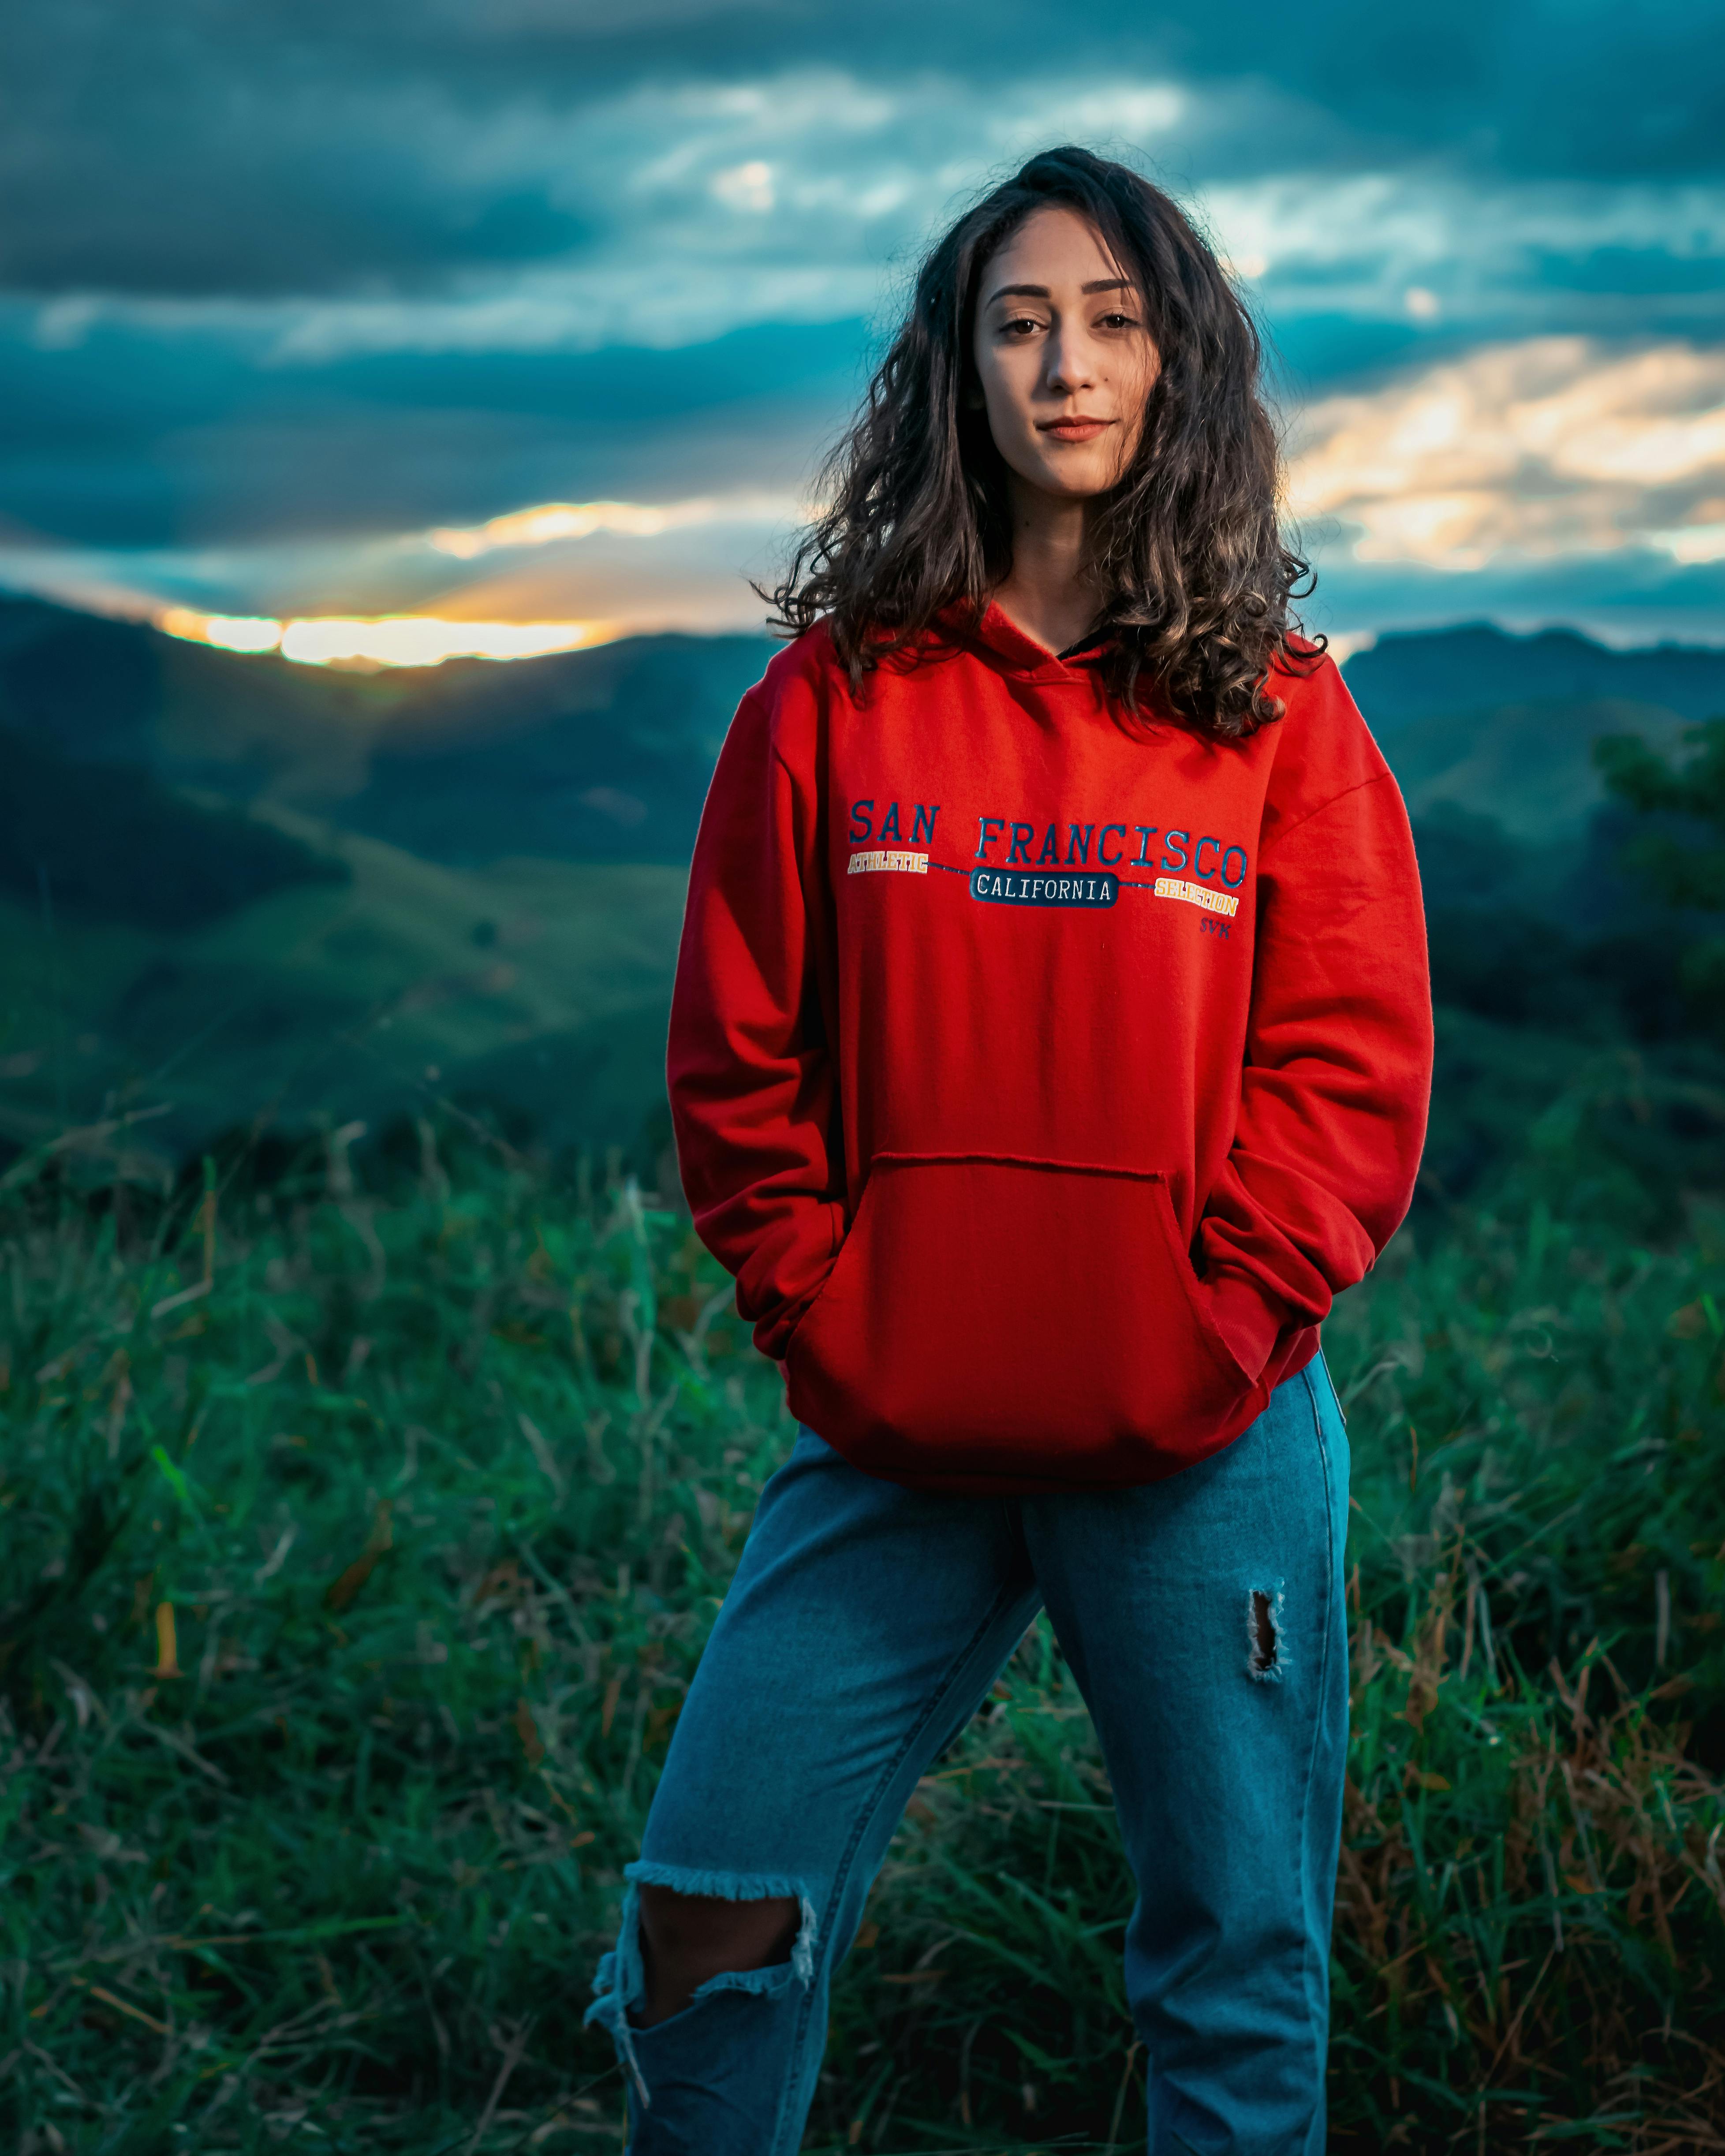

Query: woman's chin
left=1016, top=457, right=1122, bottom=504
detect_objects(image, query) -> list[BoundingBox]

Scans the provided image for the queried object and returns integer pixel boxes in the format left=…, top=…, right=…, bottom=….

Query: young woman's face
left=971, top=204, right=1161, bottom=503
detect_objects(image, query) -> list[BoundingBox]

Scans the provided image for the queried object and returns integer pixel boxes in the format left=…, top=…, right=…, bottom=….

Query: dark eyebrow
left=984, top=277, right=1136, bottom=306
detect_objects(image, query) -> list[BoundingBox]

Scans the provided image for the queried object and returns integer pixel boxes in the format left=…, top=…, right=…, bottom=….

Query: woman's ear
left=963, top=376, right=987, bottom=412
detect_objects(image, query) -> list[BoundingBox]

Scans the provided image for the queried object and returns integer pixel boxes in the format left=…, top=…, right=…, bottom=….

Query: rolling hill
left=0, top=592, right=774, bottom=850
left=0, top=589, right=1719, bottom=1182
left=0, top=817, right=690, bottom=1170
left=4, top=596, right=1719, bottom=855
left=0, top=724, right=346, bottom=929
left=336, top=632, right=773, bottom=865
left=1341, top=623, right=1725, bottom=842
left=1342, top=622, right=1725, bottom=731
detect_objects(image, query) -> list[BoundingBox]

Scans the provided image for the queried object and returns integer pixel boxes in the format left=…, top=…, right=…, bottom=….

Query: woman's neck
left=988, top=477, right=1103, bottom=656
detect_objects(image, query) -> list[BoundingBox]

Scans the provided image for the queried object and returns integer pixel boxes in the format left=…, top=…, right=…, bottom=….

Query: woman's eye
left=1003, top=316, right=1042, bottom=336
left=1098, top=312, right=1140, bottom=330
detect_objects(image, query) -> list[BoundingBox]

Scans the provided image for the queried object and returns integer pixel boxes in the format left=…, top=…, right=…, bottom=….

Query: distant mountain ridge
left=4, top=591, right=1723, bottom=861
left=1341, top=622, right=1725, bottom=731
left=344, top=631, right=775, bottom=865
left=0, top=588, right=1720, bottom=1171
left=0, top=592, right=775, bottom=862
left=1338, top=622, right=1725, bottom=843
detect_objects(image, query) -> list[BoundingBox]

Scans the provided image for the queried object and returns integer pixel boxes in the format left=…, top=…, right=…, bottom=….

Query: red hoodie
left=667, top=604, right=1433, bottom=1495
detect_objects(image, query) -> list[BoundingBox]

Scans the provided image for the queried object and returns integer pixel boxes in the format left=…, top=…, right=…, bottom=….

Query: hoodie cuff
left=1203, top=1268, right=1288, bottom=1384
left=741, top=1198, right=849, bottom=1361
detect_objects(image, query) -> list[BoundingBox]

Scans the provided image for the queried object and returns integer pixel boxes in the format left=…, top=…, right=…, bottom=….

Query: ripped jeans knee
left=584, top=1861, right=821, bottom=2141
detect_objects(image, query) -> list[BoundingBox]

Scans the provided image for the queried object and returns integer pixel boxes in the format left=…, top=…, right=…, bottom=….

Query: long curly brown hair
left=759, top=145, right=1321, bottom=738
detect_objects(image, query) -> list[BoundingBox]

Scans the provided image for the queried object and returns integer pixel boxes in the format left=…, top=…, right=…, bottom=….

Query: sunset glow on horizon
left=426, top=491, right=801, bottom=560
left=155, top=607, right=612, bottom=668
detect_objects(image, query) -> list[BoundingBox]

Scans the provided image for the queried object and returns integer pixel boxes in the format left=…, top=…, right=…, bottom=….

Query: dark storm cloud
left=0, top=6, right=593, bottom=297
left=1189, top=0, right=1725, bottom=182
left=0, top=308, right=862, bottom=546
left=3, top=0, right=1721, bottom=303
left=1, top=0, right=1721, bottom=641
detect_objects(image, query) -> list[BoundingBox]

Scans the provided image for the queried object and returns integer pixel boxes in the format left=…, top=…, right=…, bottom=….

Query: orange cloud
left=1288, top=338, right=1725, bottom=570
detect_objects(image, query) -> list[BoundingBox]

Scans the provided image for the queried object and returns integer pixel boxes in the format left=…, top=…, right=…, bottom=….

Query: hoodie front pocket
left=784, top=1153, right=1268, bottom=1490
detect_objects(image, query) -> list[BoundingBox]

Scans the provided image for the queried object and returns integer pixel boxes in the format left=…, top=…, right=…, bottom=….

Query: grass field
left=4, top=1106, right=1725, bottom=2153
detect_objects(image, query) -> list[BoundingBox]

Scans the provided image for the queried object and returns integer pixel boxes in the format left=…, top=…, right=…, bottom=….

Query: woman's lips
left=1038, top=418, right=1113, bottom=442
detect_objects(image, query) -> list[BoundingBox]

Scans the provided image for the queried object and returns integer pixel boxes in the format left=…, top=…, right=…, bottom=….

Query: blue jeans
left=586, top=1353, right=1351, bottom=2153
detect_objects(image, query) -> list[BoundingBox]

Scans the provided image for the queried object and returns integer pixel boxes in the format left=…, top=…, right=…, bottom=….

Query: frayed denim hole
left=792, top=1892, right=817, bottom=1984
left=687, top=1957, right=799, bottom=2004
left=683, top=1892, right=820, bottom=2001
left=624, top=1859, right=813, bottom=1906
left=584, top=1880, right=642, bottom=2008
left=582, top=1882, right=650, bottom=2108
left=600, top=1864, right=820, bottom=2063
left=1247, top=1581, right=1287, bottom=1684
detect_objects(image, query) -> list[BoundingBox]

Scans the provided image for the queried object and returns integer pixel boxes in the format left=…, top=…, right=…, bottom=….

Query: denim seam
left=1294, top=1359, right=1340, bottom=2128
left=767, top=1574, right=1031, bottom=2154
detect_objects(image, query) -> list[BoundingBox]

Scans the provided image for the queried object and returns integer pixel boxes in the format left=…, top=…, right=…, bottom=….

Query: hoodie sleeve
left=1195, top=719, right=1435, bottom=1383
left=666, top=664, right=844, bottom=1360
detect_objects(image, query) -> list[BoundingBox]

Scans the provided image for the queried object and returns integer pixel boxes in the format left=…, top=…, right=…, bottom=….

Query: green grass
left=3, top=1113, right=1724, bottom=2153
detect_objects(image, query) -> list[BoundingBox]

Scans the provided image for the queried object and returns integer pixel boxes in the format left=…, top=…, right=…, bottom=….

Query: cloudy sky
left=2, top=0, right=1723, bottom=660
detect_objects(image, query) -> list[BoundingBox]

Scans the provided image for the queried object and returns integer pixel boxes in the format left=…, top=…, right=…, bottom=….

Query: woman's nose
left=1044, top=331, right=1097, bottom=394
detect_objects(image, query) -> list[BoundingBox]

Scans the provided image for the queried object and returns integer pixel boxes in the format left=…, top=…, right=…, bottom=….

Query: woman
left=586, top=144, right=1433, bottom=2153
